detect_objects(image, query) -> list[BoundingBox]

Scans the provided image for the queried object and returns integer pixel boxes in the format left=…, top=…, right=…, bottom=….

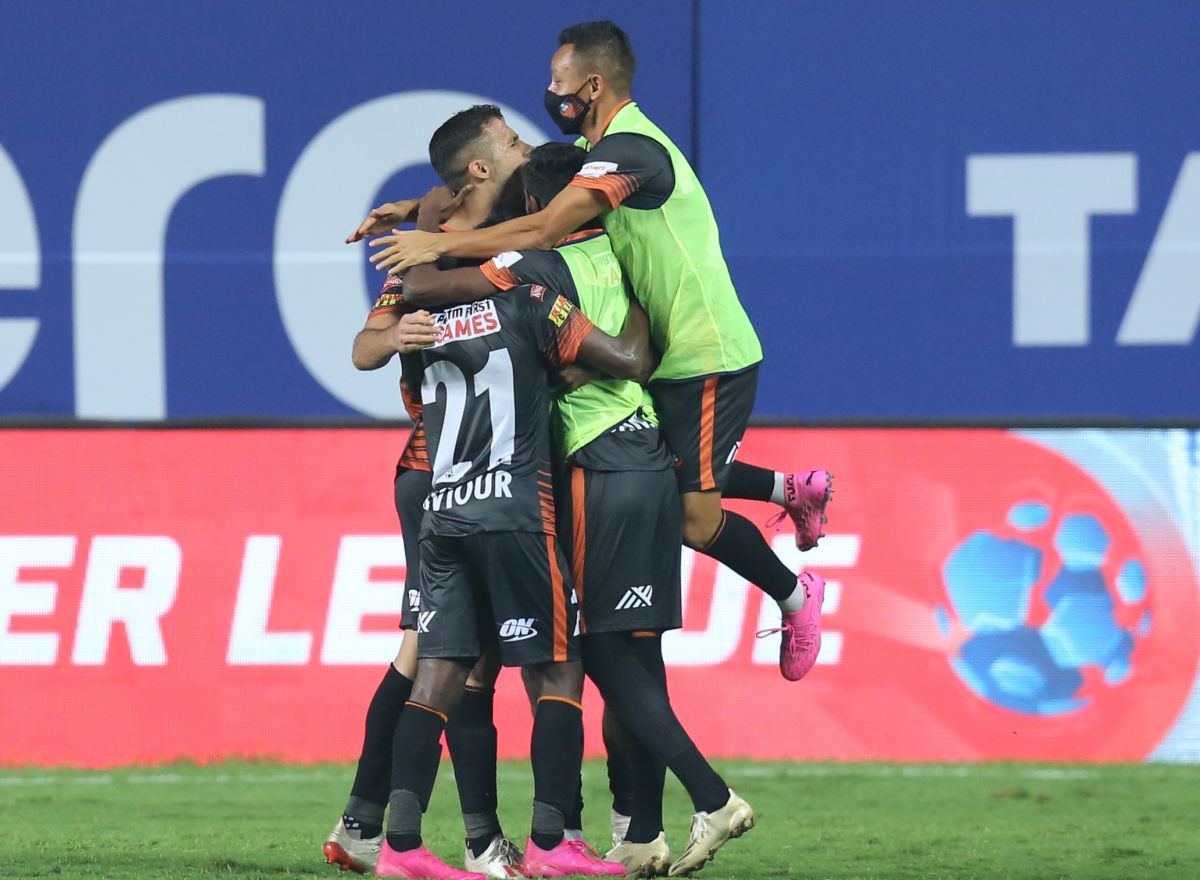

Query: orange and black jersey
left=478, top=230, right=603, bottom=292
left=415, top=285, right=594, bottom=540
left=568, top=132, right=675, bottom=211
left=369, top=274, right=431, bottom=472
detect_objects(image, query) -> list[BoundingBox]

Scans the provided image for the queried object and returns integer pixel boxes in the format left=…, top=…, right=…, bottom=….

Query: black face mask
left=543, top=81, right=593, bottom=135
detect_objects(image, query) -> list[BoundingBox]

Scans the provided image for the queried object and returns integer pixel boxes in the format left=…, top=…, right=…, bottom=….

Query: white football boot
left=667, top=790, right=755, bottom=876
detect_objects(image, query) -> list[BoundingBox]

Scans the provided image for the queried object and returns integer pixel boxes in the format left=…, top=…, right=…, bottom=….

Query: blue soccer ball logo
left=937, top=502, right=1150, bottom=716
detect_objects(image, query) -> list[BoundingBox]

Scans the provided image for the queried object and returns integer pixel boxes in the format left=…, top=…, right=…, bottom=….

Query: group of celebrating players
left=322, top=21, right=833, bottom=880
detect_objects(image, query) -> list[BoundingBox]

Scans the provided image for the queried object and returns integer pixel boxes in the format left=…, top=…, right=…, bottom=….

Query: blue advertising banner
left=699, top=2, right=1200, bottom=421
left=1, top=2, right=1197, bottom=422
left=0, top=1, right=694, bottom=420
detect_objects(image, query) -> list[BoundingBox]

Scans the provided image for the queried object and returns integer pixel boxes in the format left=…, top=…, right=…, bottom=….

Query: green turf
left=1, top=760, right=1198, bottom=879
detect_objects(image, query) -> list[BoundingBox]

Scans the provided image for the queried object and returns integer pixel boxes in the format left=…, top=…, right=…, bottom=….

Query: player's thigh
left=649, top=366, right=758, bottom=495
left=416, top=533, right=487, bottom=663
left=395, top=466, right=432, bottom=631
left=565, top=466, right=682, bottom=635
left=473, top=531, right=579, bottom=668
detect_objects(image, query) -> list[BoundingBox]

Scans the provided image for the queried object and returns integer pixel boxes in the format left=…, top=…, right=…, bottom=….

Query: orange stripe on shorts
left=699, top=376, right=718, bottom=490
left=545, top=535, right=569, bottom=662
left=570, top=467, right=587, bottom=633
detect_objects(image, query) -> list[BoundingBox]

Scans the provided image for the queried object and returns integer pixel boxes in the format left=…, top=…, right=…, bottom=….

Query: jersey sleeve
left=519, top=285, right=595, bottom=367
left=369, top=274, right=408, bottom=317
left=568, top=132, right=675, bottom=210
left=398, top=353, right=425, bottom=420
left=481, top=249, right=578, bottom=298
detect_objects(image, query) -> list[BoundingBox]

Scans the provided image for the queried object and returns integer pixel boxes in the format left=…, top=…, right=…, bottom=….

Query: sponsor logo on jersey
left=407, top=588, right=420, bottom=611
left=579, top=160, right=619, bottom=178
left=612, top=412, right=655, bottom=433
left=491, top=251, right=523, bottom=269
left=499, top=617, right=538, bottom=641
left=432, top=300, right=501, bottom=348
left=529, top=284, right=547, bottom=301
left=372, top=291, right=404, bottom=311
left=616, top=585, right=654, bottom=610
left=417, top=610, right=437, bottom=633
left=548, top=295, right=574, bottom=327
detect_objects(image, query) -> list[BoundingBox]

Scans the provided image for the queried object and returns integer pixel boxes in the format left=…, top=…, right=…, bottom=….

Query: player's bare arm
left=344, top=198, right=421, bottom=243
left=574, top=299, right=655, bottom=384
left=401, top=263, right=498, bottom=308
left=369, top=185, right=607, bottom=273
left=351, top=311, right=439, bottom=369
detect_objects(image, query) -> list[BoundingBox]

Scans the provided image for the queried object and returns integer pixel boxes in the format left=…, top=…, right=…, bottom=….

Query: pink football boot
left=766, top=469, right=833, bottom=551
left=520, top=837, right=626, bottom=877
left=375, top=840, right=487, bottom=879
left=756, top=571, right=825, bottom=681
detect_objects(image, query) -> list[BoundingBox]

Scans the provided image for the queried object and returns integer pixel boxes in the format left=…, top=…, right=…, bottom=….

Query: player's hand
left=390, top=310, right=439, bottom=353
left=369, top=229, right=443, bottom=273
left=555, top=364, right=595, bottom=393
left=415, top=184, right=474, bottom=230
left=345, top=199, right=420, bottom=243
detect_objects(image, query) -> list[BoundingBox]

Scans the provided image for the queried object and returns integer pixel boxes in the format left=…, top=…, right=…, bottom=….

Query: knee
left=680, top=493, right=724, bottom=549
left=682, top=515, right=719, bottom=550
left=410, top=657, right=472, bottom=715
left=533, top=660, right=584, bottom=702
left=466, top=645, right=501, bottom=689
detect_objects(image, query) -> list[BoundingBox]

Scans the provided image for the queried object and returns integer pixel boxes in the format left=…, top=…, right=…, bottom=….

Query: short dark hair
left=522, top=142, right=588, bottom=207
left=558, top=20, right=636, bottom=94
left=428, top=104, right=503, bottom=191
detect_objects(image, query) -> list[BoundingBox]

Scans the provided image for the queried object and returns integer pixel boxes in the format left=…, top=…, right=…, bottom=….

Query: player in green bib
left=368, top=22, right=832, bottom=694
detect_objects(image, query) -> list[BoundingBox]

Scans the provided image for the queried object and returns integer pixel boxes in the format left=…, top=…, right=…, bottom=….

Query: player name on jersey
left=431, top=300, right=501, bottom=349
left=423, top=470, right=514, bottom=512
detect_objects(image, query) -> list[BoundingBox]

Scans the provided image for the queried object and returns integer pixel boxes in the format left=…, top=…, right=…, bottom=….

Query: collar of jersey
left=595, top=99, right=634, bottom=140
left=555, top=228, right=606, bottom=248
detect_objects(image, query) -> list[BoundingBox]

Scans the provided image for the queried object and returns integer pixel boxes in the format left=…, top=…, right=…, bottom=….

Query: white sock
left=777, top=579, right=806, bottom=613
left=770, top=472, right=787, bottom=506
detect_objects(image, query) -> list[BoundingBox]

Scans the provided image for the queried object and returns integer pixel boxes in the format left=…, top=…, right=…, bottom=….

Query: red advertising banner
left=1, top=429, right=1197, bottom=767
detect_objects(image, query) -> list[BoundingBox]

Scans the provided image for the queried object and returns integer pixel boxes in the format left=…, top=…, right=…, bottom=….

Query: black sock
left=446, top=685, right=502, bottom=851
left=700, top=510, right=797, bottom=602
left=385, top=702, right=446, bottom=850
left=602, top=704, right=635, bottom=817
left=723, top=461, right=776, bottom=502
left=346, top=665, right=413, bottom=834
left=624, top=634, right=667, bottom=842
left=530, top=697, right=583, bottom=851
left=566, top=785, right=584, bottom=831
left=583, top=633, right=728, bottom=817
left=624, top=734, right=666, bottom=843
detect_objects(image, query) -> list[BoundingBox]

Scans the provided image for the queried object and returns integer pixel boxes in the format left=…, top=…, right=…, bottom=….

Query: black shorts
left=395, top=466, right=432, bottom=631
left=417, top=531, right=579, bottom=667
left=649, top=365, right=758, bottom=494
left=558, top=466, right=683, bottom=634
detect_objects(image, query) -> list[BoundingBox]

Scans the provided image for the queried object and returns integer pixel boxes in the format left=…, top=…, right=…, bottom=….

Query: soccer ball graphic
left=937, top=501, right=1151, bottom=716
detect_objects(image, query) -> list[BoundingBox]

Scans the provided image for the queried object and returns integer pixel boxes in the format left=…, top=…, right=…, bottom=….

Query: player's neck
left=581, top=94, right=631, bottom=145
left=444, top=186, right=496, bottom=230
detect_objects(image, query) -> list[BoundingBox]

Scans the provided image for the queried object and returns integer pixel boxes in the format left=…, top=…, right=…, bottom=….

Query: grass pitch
left=1, top=760, right=1198, bottom=879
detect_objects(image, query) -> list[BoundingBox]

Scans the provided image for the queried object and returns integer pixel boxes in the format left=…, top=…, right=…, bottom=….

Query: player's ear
left=467, top=157, right=491, bottom=183
left=524, top=192, right=540, bottom=216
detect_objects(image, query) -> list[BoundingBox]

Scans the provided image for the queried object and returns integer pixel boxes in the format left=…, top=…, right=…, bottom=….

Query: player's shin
left=698, top=510, right=803, bottom=610
left=385, top=701, right=447, bottom=852
left=584, top=633, right=728, bottom=816
left=723, top=461, right=779, bottom=502
left=344, top=664, right=414, bottom=837
left=446, top=684, right=503, bottom=857
left=602, top=703, right=635, bottom=839
left=529, top=694, right=584, bottom=851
